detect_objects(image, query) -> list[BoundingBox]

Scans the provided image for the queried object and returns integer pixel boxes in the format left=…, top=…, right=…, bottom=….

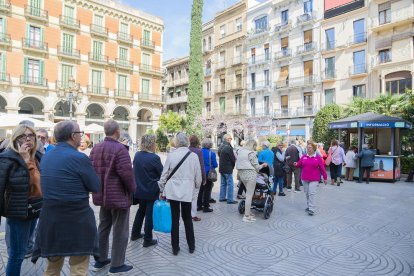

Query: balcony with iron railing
left=321, top=69, right=337, bottom=81
left=289, top=75, right=318, bottom=87
left=274, top=49, right=291, bottom=61
left=372, top=52, right=392, bottom=68
left=248, top=54, right=271, bottom=65
left=139, top=64, right=163, bottom=76
left=22, top=38, right=48, bottom=53
left=59, top=15, right=80, bottom=30
left=24, top=5, right=48, bottom=22
left=247, top=81, right=271, bottom=91
left=166, top=94, right=188, bottom=105
left=138, top=93, right=163, bottom=103
left=114, top=89, right=132, bottom=99
left=274, top=78, right=289, bottom=89
left=349, top=64, right=367, bottom=76
left=273, top=106, right=317, bottom=118
left=90, top=24, right=108, bottom=38
left=296, top=42, right=317, bottom=55
left=247, top=26, right=271, bottom=38
left=0, top=72, right=10, bottom=83
left=57, top=46, right=81, bottom=60
left=321, top=40, right=341, bottom=53
left=55, top=80, right=80, bottom=90
left=371, top=8, right=414, bottom=32
left=141, top=39, right=155, bottom=50
left=115, top=58, right=134, bottom=70
left=0, top=33, right=11, bottom=46
left=348, top=32, right=367, bottom=46
left=274, top=21, right=291, bottom=34
left=0, top=0, right=11, bottom=13
left=297, top=13, right=315, bottom=25
left=88, top=53, right=109, bottom=65
left=117, top=32, right=133, bottom=44
left=20, top=75, right=48, bottom=88
left=87, top=85, right=109, bottom=96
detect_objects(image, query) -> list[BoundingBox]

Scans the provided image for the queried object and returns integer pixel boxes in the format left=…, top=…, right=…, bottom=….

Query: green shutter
left=23, top=57, right=28, bottom=83
left=120, top=23, right=128, bottom=34
left=40, top=27, right=44, bottom=43
left=119, top=47, right=127, bottom=60
left=39, top=60, right=44, bottom=84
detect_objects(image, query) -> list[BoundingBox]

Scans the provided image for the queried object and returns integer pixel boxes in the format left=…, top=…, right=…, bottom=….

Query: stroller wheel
left=238, top=200, right=245, bottom=214
left=264, top=203, right=271, bottom=219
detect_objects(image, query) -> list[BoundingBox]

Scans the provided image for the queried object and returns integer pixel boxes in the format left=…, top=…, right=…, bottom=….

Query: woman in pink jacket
left=294, top=142, right=327, bottom=216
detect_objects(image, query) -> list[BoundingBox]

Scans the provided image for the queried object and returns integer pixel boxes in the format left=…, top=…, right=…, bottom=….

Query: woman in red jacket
left=294, top=142, right=327, bottom=216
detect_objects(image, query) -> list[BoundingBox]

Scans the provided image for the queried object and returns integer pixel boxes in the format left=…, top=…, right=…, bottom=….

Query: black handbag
left=207, top=151, right=217, bottom=182
left=27, top=197, right=42, bottom=219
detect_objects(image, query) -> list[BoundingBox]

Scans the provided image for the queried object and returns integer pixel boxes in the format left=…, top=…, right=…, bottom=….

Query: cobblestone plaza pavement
left=1, top=179, right=414, bottom=275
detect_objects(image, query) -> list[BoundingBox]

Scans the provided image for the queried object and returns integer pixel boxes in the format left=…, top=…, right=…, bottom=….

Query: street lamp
left=57, top=76, right=83, bottom=121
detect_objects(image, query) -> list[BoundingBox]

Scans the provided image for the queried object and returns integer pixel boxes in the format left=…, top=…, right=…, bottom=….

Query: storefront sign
left=359, top=121, right=411, bottom=128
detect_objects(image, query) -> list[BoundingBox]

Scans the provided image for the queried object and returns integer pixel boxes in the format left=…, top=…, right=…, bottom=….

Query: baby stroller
left=238, top=173, right=274, bottom=219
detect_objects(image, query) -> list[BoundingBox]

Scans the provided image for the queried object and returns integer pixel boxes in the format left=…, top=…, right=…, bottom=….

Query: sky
left=123, top=0, right=241, bottom=61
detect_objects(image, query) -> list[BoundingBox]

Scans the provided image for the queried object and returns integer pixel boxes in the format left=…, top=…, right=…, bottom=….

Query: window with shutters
left=235, top=94, right=242, bottom=114
left=235, top=17, right=242, bottom=32
left=264, top=44, right=270, bottom=60
left=94, top=14, right=103, bottom=26
left=142, top=53, right=151, bottom=71
left=143, top=29, right=151, bottom=46
left=120, top=22, right=128, bottom=34
left=235, top=45, right=242, bottom=63
left=325, top=28, right=335, bottom=50
left=219, top=97, right=226, bottom=113
left=92, top=40, right=103, bottom=61
left=303, top=60, right=313, bottom=76
left=62, top=33, right=74, bottom=55
left=281, top=37, right=288, bottom=55
left=304, top=92, right=312, bottom=106
left=304, top=30, right=313, bottom=50
left=91, top=70, right=102, bottom=93
left=220, top=24, right=226, bottom=38
left=24, top=58, right=44, bottom=85
left=281, top=10, right=288, bottom=25
left=141, top=78, right=150, bottom=96
left=63, top=5, right=75, bottom=25
left=264, top=96, right=270, bottom=115
left=325, top=89, right=335, bottom=104
left=0, top=18, right=5, bottom=42
left=61, top=64, right=73, bottom=87
left=378, top=2, right=391, bottom=25
left=264, top=70, right=270, bottom=86
left=325, top=57, right=335, bottom=78
left=281, top=95, right=288, bottom=109
left=250, top=48, right=255, bottom=64
left=250, top=98, right=255, bottom=116
left=219, top=51, right=225, bottom=67
left=353, top=50, right=366, bottom=74
left=277, top=66, right=289, bottom=87
left=118, top=74, right=128, bottom=95
left=254, top=16, right=267, bottom=33
left=304, top=0, right=312, bottom=14
left=379, top=49, right=391, bottom=63
left=119, top=47, right=128, bottom=66
left=29, top=0, right=41, bottom=16
left=206, top=102, right=211, bottom=113
left=28, top=25, right=42, bottom=48
left=251, top=72, right=256, bottom=90
left=353, top=84, right=366, bottom=97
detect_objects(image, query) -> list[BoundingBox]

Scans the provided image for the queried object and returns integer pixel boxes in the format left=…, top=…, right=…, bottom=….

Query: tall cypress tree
left=186, top=0, right=203, bottom=135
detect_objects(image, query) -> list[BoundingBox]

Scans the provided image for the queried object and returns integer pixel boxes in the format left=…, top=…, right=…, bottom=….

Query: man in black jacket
left=218, top=134, right=237, bottom=204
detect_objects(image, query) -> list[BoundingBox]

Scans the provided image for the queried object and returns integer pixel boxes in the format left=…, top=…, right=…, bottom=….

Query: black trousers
left=170, top=200, right=194, bottom=251
left=359, top=166, right=372, bottom=183
left=237, top=181, right=246, bottom=195
left=131, top=199, right=155, bottom=241
left=197, top=180, right=213, bottom=208
left=407, top=168, right=414, bottom=181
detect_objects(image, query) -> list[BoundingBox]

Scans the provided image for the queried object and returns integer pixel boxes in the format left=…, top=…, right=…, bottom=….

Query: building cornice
left=73, top=0, right=164, bottom=32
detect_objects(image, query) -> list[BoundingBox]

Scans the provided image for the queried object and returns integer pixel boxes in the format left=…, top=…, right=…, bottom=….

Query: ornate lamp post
left=57, top=76, right=83, bottom=121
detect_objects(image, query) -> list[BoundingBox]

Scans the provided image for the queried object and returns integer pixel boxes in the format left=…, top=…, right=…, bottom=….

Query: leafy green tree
left=312, top=104, right=343, bottom=148
left=186, top=0, right=203, bottom=135
left=159, top=110, right=185, bottom=135
left=343, top=97, right=376, bottom=117
left=155, top=128, right=169, bottom=152
left=400, top=89, right=414, bottom=154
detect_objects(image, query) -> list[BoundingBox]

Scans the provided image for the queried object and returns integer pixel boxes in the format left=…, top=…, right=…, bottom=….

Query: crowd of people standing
left=0, top=119, right=392, bottom=275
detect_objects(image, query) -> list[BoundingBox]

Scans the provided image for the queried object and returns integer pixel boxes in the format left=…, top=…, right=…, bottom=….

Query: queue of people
left=0, top=119, right=397, bottom=274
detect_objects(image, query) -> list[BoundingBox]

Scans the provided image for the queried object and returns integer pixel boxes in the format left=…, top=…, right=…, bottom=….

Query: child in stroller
left=238, top=172, right=274, bottom=219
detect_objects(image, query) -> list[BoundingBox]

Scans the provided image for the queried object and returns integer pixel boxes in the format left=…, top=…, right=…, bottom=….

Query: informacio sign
left=329, top=121, right=412, bottom=129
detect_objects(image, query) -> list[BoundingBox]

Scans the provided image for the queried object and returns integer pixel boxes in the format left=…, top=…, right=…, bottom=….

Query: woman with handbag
left=158, top=133, right=202, bottom=255
left=0, top=124, right=42, bottom=276
left=197, top=138, right=218, bottom=213
left=131, top=134, right=163, bottom=247
left=326, top=139, right=346, bottom=186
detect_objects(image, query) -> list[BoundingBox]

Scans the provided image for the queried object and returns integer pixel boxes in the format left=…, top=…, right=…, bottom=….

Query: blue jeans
left=5, top=218, right=36, bottom=276
left=273, top=175, right=284, bottom=194
left=220, top=173, right=235, bottom=202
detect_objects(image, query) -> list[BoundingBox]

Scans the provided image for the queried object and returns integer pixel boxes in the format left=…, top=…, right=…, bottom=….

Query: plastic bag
left=153, top=200, right=172, bottom=233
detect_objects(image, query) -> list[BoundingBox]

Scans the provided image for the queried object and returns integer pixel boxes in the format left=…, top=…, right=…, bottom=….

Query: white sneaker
left=287, top=188, right=292, bottom=192
left=242, top=215, right=255, bottom=223
left=294, top=190, right=297, bottom=193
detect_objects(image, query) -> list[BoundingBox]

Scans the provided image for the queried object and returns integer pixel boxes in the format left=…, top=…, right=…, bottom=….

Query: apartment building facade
left=246, top=0, right=322, bottom=139
left=0, top=0, right=164, bottom=143
left=164, top=56, right=189, bottom=116
left=244, top=0, right=413, bottom=140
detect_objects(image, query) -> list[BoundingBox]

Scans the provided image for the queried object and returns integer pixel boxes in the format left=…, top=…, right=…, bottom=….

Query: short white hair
left=262, top=140, right=270, bottom=148
left=175, top=132, right=189, bottom=148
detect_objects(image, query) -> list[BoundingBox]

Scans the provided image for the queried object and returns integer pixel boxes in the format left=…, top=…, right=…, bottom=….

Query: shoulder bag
left=325, top=147, right=337, bottom=166
left=207, top=151, right=217, bottom=182
left=167, top=151, right=192, bottom=182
